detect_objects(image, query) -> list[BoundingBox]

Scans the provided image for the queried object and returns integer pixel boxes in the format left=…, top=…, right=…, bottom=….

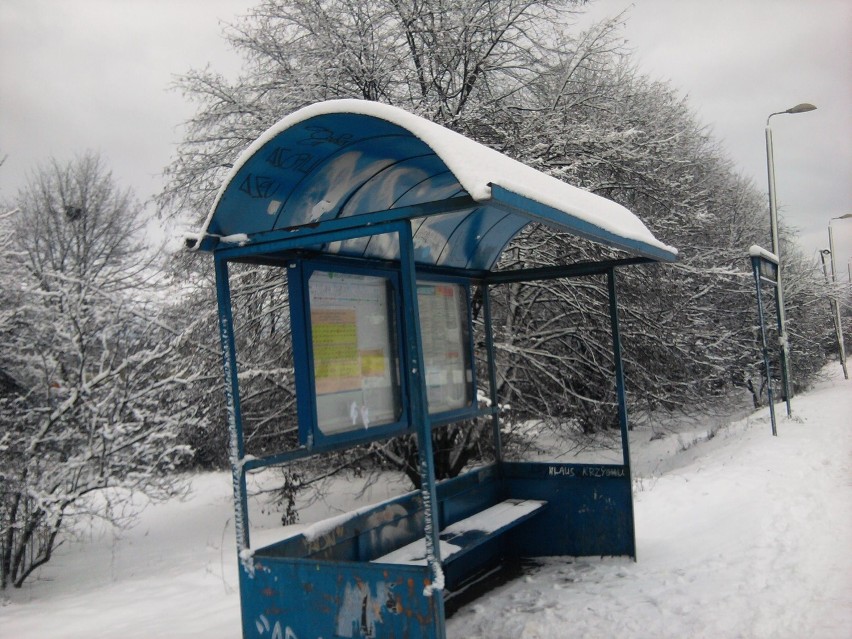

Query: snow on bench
left=372, top=498, right=547, bottom=566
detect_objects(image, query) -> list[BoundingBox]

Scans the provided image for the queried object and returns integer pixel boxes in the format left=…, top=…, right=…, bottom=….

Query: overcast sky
left=1, top=0, right=850, bottom=277
left=579, top=0, right=852, bottom=279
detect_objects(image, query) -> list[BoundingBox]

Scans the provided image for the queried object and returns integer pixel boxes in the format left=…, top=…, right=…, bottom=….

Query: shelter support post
left=397, top=222, right=447, bottom=637
left=607, top=268, right=637, bottom=558
left=482, top=285, right=503, bottom=463
left=607, top=269, right=631, bottom=466
left=214, top=257, right=252, bottom=559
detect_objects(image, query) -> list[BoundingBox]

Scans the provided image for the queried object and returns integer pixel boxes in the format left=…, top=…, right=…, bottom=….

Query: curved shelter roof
left=191, top=99, right=677, bottom=269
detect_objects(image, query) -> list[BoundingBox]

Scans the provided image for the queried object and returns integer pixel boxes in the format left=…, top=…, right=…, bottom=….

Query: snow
left=379, top=538, right=462, bottom=566
left=219, top=233, right=250, bottom=245
left=749, top=244, right=779, bottom=263
left=197, top=99, right=677, bottom=259
left=297, top=491, right=415, bottom=543
left=2, top=367, right=850, bottom=638
left=445, top=499, right=545, bottom=535
left=373, top=499, right=547, bottom=565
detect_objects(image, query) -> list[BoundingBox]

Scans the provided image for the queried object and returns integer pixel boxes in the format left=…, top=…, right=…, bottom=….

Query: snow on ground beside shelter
left=2, top=367, right=850, bottom=638
left=449, top=368, right=852, bottom=639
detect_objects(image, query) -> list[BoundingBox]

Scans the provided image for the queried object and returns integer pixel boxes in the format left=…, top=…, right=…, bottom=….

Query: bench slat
left=373, top=498, right=547, bottom=565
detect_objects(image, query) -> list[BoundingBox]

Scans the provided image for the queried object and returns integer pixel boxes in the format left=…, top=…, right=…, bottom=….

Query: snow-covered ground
left=2, top=367, right=850, bottom=638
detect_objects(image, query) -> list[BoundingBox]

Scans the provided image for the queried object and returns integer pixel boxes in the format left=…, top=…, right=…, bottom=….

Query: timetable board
left=302, top=267, right=475, bottom=443
left=417, top=283, right=472, bottom=413
left=309, top=271, right=400, bottom=435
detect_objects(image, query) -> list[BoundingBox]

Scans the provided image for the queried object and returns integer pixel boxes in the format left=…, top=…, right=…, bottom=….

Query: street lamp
left=819, top=249, right=848, bottom=380
left=827, top=213, right=852, bottom=379
left=764, top=102, right=817, bottom=413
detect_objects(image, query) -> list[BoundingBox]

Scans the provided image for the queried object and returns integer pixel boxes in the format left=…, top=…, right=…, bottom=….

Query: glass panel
left=309, top=271, right=401, bottom=436
left=417, top=282, right=473, bottom=413
left=759, top=259, right=778, bottom=282
left=228, top=263, right=299, bottom=458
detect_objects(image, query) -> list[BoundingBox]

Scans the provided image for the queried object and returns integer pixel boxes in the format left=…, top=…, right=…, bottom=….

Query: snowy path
left=449, top=372, right=852, bottom=638
left=2, top=370, right=850, bottom=638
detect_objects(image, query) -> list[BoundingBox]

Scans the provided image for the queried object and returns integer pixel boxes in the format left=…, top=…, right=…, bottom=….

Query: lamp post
left=828, top=214, right=852, bottom=378
left=819, top=249, right=848, bottom=379
left=765, top=102, right=817, bottom=413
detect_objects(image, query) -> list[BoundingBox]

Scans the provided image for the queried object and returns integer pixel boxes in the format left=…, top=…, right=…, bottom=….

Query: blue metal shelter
left=190, top=99, right=677, bottom=639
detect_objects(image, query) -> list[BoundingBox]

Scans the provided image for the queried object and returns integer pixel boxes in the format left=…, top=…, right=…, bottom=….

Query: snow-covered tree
left=161, top=0, right=589, bottom=482
left=0, top=154, right=201, bottom=589
left=161, top=1, right=831, bottom=487
left=487, top=34, right=833, bottom=425
left=161, top=0, right=585, bottom=218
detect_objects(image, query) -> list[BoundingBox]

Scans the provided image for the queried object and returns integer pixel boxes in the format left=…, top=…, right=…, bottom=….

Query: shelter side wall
left=502, top=461, right=635, bottom=558
left=434, top=464, right=502, bottom=529
left=250, top=461, right=634, bottom=563
left=254, top=465, right=504, bottom=563
left=256, top=492, right=425, bottom=562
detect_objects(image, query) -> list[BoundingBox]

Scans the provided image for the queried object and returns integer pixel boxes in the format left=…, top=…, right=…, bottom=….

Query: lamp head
left=786, top=103, right=817, bottom=114
left=767, top=103, right=817, bottom=124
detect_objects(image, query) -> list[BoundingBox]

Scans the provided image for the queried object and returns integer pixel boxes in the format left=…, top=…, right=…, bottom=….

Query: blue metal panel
left=434, top=465, right=502, bottom=528
left=235, top=460, right=636, bottom=637
left=209, top=115, right=428, bottom=239
left=257, top=490, right=425, bottom=563
left=502, top=461, right=636, bottom=558
left=280, top=137, right=440, bottom=228
left=239, top=558, right=438, bottom=639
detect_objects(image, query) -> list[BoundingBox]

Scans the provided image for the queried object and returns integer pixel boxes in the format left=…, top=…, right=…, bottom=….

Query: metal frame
left=216, top=219, right=454, bottom=636
left=750, top=249, right=788, bottom=435
left=286, top=255, right=482, bottom=452
left=214, top=232, right=642, bottom=637
left=288, top=258, right=409, bottom=450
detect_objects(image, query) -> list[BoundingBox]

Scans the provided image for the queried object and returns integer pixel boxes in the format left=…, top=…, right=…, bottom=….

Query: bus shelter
left=188, top=99, right=678, bottom=639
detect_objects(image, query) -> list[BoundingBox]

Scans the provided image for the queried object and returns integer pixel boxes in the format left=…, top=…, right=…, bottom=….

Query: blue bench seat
left=372, top=498, right=547, bottom=566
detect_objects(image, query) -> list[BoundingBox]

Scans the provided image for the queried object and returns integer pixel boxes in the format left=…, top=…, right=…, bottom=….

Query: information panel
left=309, top=271, right=400, bottom=435
left=417, top=282, right=473, bottom=413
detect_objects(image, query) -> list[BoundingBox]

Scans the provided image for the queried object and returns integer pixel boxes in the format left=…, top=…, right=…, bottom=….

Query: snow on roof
left=193, top=99, right=677, bottom=266
left=749, top=245, right=779, bottom=263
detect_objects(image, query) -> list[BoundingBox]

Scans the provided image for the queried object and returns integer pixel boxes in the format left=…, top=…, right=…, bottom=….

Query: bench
left=372, top=498, right=547, bottom=566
